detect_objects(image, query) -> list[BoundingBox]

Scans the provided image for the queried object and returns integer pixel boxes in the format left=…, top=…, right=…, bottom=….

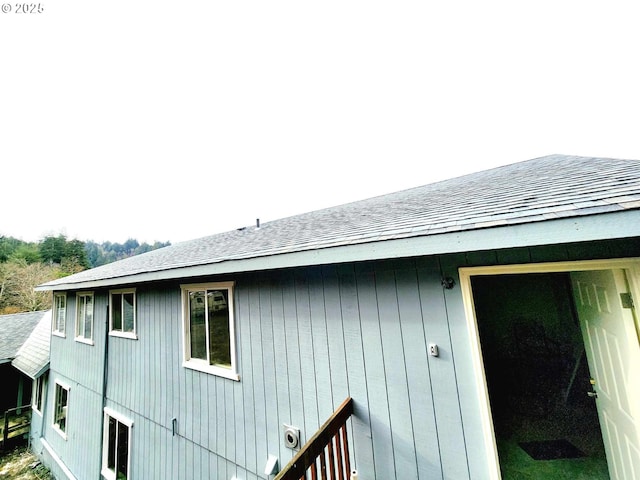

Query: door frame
left=459, top=257, right=640, bottom=480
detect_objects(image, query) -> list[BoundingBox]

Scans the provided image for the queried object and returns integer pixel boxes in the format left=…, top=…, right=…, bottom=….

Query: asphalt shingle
left=11, top=311, right=51, bottom=379
left=0, top=311, right=47, bottom=363
left=39, top=154, right=640, bottom=288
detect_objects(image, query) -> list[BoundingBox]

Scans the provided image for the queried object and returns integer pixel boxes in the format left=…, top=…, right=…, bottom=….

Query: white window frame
left=109, top=288, right=137, bottom=339
left=32, top=375, right=47, bottom=415
left=75, top=291, right=95, bottom=345
left=101, top=408, right=133, bottom=480
left=52, top=293, right=67, bottom=337
left=53, top=381, right=70, bottom=439
left=180, top=281, right=239, bottom=381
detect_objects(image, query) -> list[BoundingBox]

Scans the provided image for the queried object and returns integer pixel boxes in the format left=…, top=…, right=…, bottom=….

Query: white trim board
left=41, top=438, right=77, bottom=480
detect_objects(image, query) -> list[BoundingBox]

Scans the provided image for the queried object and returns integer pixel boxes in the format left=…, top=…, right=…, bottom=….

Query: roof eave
left=11, top=362, right=49, bottom=380
left=37, top=209, right=640, bottom=292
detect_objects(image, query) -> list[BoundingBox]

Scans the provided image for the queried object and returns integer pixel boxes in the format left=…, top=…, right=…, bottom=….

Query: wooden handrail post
left=2, top=410, right=8, bottom=450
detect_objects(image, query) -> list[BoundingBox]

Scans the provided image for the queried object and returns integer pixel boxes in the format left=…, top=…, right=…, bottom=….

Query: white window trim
left=109, top=288, right=138, bottom=340
left=180, top=281, right=239, bottom=381
left=32, top=375, right=47, bottom=415
left=101, top=408, right=133, bottom=480
left=75, top=291, right=95, bottom=345
left=52, top=293, right=67, bottom=338
left=52, top=381, right=70, bottom=440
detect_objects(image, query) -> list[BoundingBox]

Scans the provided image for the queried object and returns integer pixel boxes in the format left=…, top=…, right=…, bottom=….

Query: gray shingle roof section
left=0, top=310, right=47, bottom=363
left=39, top=154, right=640, bottom=289
left=11, top=311, right=51, bottom=379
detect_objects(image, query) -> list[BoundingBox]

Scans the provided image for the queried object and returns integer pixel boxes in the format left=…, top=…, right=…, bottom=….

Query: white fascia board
left=37, top=210, right=640, bottom=292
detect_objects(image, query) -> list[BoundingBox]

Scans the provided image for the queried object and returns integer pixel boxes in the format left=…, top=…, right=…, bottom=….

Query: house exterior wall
left=37, top=237, right=640, bottom=479
left=37, top=294, right=107, bottom=479
left=29, top=377, right=48, bottom=464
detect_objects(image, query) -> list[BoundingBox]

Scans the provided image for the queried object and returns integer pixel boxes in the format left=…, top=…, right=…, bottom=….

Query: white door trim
left=458, top=257, right=640, bottom=480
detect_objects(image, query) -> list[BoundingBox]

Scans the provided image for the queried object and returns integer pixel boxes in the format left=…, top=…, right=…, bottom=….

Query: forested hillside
left=0, top=234, right=169, bottom=314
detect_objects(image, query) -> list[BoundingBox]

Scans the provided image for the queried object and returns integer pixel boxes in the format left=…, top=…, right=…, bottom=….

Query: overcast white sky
left=2, top=1, right=639, bottom=244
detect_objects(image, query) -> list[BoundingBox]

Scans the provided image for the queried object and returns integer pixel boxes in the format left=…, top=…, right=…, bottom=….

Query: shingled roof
left=38, top=154, right=640, bottom=291
left=11, top=311, right=51, bottom=379
left=0, top=310, right=47, bottom=364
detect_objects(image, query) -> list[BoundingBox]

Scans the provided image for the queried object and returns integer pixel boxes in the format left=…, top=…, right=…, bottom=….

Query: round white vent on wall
left=283, top=425, right=300, bottom=450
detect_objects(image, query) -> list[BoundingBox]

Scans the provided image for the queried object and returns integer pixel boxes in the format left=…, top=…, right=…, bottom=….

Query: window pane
left=123, top=293, right=134, bottom=333
left=55, top=386, right=67, bottom=432
left=117, top=421, right=129, bottom=478
left=76, top=299, right=83, bottom=337
left=55, top=295, right=66, bottom=331
left=189, top=291, right=206, bottom=360
left=34, top=377, right=44, bottom=411
left=208, top=289, right=231, bottom=368
left=112, top=294, right=122, bottom=330
left=84, top=295, right=93, bottom=338
left=107, top=416, right=117, bottom=470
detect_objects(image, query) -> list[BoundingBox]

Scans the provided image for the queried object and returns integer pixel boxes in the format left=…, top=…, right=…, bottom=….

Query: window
left=32, top=375, right=47, bottom=414
left=109, top=289, right=136, bottom=338
left=75, top=292, right=94, bottom=343
left=52, top=293, right=67, bottom=337
left=102, top=409, right=132, bottom=480
left=53, top=382, right=69, bottom=437
left=181, top=281, right=238, bottom=380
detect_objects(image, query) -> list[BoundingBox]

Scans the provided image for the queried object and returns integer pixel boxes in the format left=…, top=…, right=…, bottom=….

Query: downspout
left=97, top=302, right=110, bottom=479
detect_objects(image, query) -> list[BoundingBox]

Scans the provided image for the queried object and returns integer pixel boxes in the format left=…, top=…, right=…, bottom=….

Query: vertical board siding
left=260, top=277, right=281, bottom=464
left=439, top=253, right=486, bottom=479
left=376, top=262, right=419, bottom=478
left=337, top=264, right=375, bottom=474
left=250, top=281, right=267, bottom=470
left=307, top=267, right=334, bottom=423
left=238, top=282, right=257, bottom=473
left=418, top=257, right=469, bottom=479
left=233, top=351, right=247, bottom=469
left=42, top=371, right=103, bottom=479
left=396, top=262, right=442, bottom=479
left=270, top=277, right=292, bottom=465
left=41, top=238, right=640, bottom=479
left=43, top=291, right=107, bottom=479
left=46, top=262, right=478, bottom=480
left=321, top=265, right=350, bottom=409
left=295, top=273, right=320, bottom=441
left=49, top=293, right=107, bottom=394
left=282, top=272, right=304, bottom=454
left=355, top=262, right=395, bottom=479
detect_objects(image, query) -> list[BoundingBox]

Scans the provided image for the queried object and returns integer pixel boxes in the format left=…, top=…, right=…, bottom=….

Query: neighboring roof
left=11, top=311, right=51, bottom=379
left=38, top=154, right=640, bottom=291
left=0, top=310, right=47, bottom=364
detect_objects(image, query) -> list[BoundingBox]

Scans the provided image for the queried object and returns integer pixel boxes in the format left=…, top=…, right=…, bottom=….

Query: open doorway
left=471, top=272, right=610, bottom=479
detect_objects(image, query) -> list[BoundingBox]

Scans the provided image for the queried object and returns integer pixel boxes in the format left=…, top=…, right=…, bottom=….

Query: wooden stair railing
left=275, top=397, right=354, bottom=480
left=1, top=404, right=32, bottom=451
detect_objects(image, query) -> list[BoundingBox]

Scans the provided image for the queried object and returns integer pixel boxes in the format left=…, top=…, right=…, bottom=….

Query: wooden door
left=571, top=269, right=640, bottom=480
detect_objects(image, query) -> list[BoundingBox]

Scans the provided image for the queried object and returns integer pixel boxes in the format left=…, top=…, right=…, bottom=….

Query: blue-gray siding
left=37, top=237, right=640, bottom=479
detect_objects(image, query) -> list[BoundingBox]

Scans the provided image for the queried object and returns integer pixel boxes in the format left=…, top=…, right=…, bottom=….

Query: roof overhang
left=11, top=360, right=49, bottom=380
left=37, top=209, right=640, bottom=292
